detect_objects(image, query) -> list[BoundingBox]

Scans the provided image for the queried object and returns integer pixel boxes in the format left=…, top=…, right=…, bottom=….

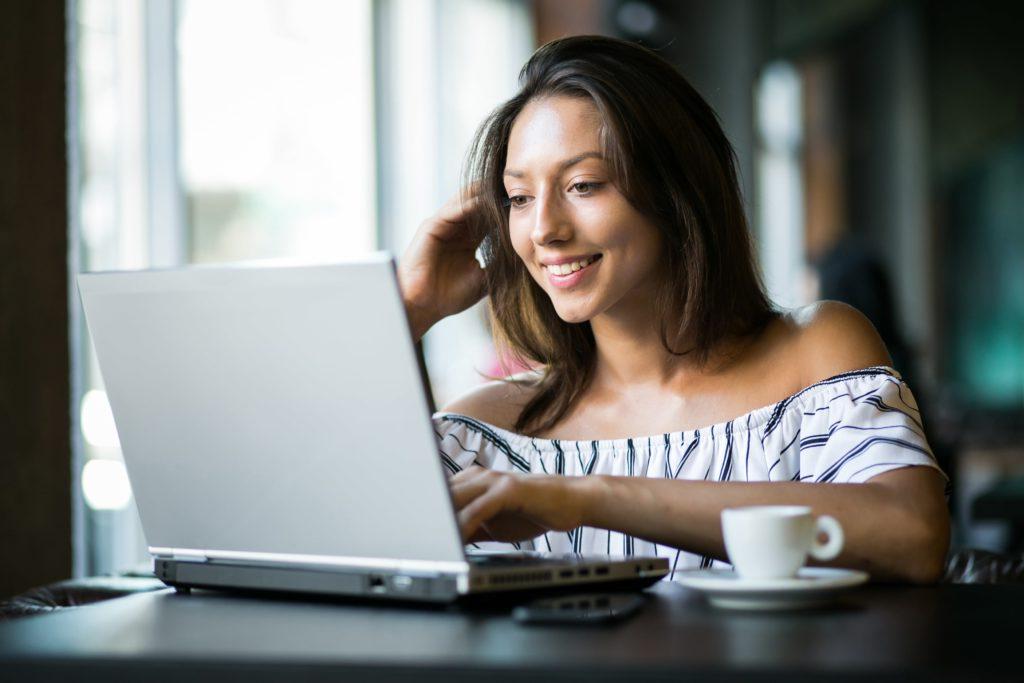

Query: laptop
left=77, top=254, right=668, bottom=602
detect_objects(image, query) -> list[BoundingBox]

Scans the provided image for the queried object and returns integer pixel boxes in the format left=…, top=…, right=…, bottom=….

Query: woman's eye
left=570, top=181, right=602, bottom=194
left=505, top=195, right=530, bottom=209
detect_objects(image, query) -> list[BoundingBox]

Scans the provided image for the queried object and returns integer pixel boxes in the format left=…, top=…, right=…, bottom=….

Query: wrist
left=569, top=474, right=610, bottom=529
left=403, top=300, right=437, bottom=343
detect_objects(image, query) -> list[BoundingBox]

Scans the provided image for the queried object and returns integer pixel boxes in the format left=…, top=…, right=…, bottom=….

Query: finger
left=457, top=477, right=524, bottom=542
left=450, top=464, right=485, bottom=484
left=457, top=488, right=510, bottom=543
left=437, top=192, right=481, bottom=226
left=458, top=180, right=483, bottom=204
left=449, top=472, right=496, bottom=510
left=450, top=466, right=491, bottom=492
left=467, top=526, right=496, bottom=544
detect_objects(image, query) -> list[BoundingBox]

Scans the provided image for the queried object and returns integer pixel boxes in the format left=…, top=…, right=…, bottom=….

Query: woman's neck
left=587, top=296, right=703, bottom=389
left=587, top=301, right=748, bottom=393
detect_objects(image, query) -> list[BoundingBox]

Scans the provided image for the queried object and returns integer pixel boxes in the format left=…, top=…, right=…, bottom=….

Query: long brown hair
left=465, top=35, right=775, bottom=435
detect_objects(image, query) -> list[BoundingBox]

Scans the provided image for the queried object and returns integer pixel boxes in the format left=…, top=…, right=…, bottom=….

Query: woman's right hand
left=397, top=187, right=488, bottom=342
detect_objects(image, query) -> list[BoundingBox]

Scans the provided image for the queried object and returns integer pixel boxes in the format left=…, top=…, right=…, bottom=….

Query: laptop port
left=559, top=570, right=573, bottom=579
left=368, top=575, right=387, bottom=593
left=578, top=568, right=590, bottom=577
left=595, top=566, right=609, bottom=576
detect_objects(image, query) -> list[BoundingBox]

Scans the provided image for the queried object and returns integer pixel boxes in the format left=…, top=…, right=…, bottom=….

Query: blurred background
left=68, top=0, right=1024, bottom=578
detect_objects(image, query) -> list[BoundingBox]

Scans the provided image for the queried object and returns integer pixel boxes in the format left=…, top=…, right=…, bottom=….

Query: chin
left=551, top=301, right=597, bottom=325
left=557, top=313, right=592, bottom=325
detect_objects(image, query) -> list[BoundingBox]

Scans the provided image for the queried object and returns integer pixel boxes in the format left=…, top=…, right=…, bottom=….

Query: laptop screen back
left=78, top=255, right=465, bottom=567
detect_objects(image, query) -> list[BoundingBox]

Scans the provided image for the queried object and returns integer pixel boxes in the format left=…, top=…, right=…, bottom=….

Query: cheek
left=607, top=221, right=663, bottom=278
left=633, top=231, right=667, bottom=283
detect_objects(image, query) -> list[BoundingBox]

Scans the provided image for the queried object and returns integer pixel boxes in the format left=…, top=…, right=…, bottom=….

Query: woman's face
left=504, top=95, right=663, bottom=325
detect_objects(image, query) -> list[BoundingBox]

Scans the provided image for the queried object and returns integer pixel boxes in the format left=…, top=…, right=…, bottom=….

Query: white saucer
left=675, top=567, right=869, bottom=610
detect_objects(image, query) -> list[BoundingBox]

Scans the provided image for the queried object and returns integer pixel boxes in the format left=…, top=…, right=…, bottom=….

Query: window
left=755, top=61, right=809, bottom=311
left=73, top=0, right=532, bottom=576
left=179, top=0, right=376, bottom=263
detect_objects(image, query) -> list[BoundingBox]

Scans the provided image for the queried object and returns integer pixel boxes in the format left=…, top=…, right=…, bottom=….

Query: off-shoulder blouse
left=433, top=366, right=948, bottom=580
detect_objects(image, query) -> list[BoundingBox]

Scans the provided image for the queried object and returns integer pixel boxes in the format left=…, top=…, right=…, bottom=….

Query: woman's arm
left=397, top=186, right=486, bottom=342
left=583, top=466, right=950, bottom=583
left=450, top=465, right=949, bottom=584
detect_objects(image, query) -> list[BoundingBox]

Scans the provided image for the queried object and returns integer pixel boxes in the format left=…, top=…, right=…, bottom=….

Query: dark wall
left=836, top=3, right=932, bottom=374
left=618, top=0, right=764, bottom=223
left=0, top=1, right=74, bottom=597
left=927, top=0, right=1024, bottom=182
left=679, top=1, right=762, bottom=221
left=927, top=0, right=1024, bottom=408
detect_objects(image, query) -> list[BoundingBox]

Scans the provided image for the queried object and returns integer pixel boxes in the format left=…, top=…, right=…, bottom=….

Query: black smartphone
left=512, top=593, right=645, bottom=625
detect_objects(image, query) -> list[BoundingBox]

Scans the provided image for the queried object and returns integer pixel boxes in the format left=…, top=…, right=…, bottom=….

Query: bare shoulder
left=439, top=373, right=541, bottom=432
left=789, top=301, right=892, bottom=387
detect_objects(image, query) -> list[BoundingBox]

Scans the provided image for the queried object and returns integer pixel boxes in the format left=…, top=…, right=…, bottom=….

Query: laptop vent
left=488, top=571, right=553, bottom=585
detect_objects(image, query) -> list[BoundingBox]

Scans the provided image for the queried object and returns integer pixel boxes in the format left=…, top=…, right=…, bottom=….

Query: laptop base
left=155, top=557, right=667, bottom=604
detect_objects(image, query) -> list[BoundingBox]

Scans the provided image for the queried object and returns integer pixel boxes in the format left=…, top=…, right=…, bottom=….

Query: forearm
left=576, top=473, right=949, bottom=583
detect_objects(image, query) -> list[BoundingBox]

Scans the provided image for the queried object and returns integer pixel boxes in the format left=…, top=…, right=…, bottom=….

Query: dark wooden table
left=1, top=581, right=1021, bottom=681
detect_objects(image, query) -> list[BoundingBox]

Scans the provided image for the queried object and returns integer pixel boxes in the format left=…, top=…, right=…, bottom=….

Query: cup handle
left=809, top=515, right=844, bottom=561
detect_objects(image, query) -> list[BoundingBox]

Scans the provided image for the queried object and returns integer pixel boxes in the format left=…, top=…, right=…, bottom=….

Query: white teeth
left=548, top=255, right=597, bottom=275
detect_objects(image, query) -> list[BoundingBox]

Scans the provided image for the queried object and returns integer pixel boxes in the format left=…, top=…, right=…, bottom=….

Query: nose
left=530, top=189, right=572, bottom=246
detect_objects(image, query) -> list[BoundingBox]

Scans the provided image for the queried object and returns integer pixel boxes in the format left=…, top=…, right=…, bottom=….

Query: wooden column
left=531, top=0, right=607, bottom=46
left=0, top=0, right=73, bottom=597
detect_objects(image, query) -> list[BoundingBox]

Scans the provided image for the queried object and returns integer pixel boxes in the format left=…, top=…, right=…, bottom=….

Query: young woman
left=398, top=35, right=950, bottom=583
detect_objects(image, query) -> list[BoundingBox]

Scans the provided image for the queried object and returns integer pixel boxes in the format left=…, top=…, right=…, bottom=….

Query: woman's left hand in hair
left=449, top=466, right=585, bottom=543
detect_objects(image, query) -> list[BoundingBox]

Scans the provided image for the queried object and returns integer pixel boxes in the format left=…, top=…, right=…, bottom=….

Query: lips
left=542, top=254, right=602, bottom=289
left=541, top=254, right=601, bottom=275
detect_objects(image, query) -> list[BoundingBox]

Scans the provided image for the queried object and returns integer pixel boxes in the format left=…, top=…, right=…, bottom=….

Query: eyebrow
left=503, top=151, right=604, bottom=179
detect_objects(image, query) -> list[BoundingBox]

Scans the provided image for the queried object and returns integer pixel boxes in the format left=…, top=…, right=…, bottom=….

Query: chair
left=0, top=575, right=165, bottom=619
left=942, top=547, right=1024, bottom=584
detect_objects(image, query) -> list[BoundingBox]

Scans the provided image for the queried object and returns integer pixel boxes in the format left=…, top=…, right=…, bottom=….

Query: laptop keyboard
left=466, top=552, right=582, bottom=567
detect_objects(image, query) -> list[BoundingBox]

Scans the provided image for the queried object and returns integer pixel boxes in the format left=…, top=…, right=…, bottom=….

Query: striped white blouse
left=433, top=366, right=949, bottom=581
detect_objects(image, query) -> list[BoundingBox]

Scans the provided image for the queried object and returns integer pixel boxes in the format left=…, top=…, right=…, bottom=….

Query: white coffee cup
left=721, top=505, right=844, bottom=579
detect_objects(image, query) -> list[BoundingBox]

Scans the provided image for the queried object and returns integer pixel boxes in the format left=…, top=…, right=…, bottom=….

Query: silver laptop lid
left=78, top=254, right=466, bottom=570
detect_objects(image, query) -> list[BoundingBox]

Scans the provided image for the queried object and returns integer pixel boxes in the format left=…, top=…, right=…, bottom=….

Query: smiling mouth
left=542, top=254, right=602, bottom=276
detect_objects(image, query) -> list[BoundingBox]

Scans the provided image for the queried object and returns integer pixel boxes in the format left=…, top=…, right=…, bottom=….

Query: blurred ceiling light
left=82, top=459, right=132, bottom=510
left=81, top=389, right=121, bottom=449
left=616, top=2, right=658, bottom=36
